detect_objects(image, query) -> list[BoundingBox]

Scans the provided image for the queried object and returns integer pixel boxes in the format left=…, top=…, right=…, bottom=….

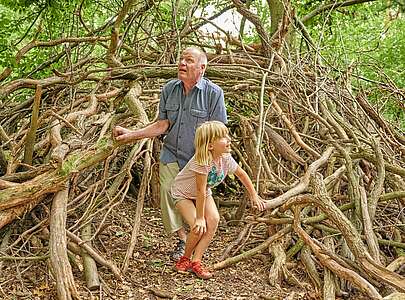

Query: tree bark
left=49, top=185, right=80, bottom=300
left=81, top=223, right=100, bottom=290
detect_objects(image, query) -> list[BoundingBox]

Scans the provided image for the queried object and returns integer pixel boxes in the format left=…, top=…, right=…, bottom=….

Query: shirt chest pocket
left=165, top=103, right=179, bottom=124
left=190, top=108, right=208, bottom=127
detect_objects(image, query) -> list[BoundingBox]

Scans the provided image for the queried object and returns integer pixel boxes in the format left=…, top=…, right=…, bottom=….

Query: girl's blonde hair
left=194, top=121, right=229, bottom=166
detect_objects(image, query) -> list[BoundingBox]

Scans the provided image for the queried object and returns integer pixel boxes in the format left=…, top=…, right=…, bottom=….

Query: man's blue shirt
left=158, top=77, right=227, bottom=169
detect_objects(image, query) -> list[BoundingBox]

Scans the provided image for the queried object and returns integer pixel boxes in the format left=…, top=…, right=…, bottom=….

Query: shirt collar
left=195, top=78, right=205, bottom=90
left=178, top=78, right=205, bottom=90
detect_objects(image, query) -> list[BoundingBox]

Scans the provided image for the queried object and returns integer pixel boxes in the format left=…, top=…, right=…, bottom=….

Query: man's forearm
left=134, top=120, right=169, bottom=139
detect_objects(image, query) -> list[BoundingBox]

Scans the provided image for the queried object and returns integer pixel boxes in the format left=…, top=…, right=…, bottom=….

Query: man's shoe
left=170, top=239, right=185, bottom=261
left=175, top=256, right=191, bottom=273
left=191, top=261, right=213, bottom=279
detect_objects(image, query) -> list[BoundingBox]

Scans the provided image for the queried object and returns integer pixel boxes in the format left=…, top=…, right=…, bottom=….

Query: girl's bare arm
left=194, top=172, right=208, bottom=234
left=234, top=166, right=266, bottom=211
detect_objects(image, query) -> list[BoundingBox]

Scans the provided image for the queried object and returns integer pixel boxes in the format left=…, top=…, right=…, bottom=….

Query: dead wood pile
left=0, top=43, right=404, bottom=299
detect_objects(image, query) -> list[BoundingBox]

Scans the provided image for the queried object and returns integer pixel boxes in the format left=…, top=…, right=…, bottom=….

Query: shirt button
left=180, top=122, right=184, bottom=125
left=179, top=136, right=182, bottom=139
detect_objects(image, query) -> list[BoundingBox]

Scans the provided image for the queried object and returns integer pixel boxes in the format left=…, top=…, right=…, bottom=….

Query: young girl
left=171, top=120, right=266, bottom=279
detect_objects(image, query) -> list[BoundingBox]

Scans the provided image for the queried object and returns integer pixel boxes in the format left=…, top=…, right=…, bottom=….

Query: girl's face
left=209, top=134, right=232, bottom=156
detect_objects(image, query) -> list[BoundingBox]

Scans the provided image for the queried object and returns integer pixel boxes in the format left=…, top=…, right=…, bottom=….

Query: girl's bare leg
left=192, top=196, right=219, bottom=262
left=175, top=200, right=203, bottom=258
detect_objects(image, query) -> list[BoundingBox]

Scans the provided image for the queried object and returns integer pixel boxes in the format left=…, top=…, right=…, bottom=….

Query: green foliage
left=293, top=1, right=404, bottom=128
left=1, top=0, right=402, bottom=127
left=313, top=2, right=403, bottom=86
left=0, top=0, right=115, bottom=85
left=0, top=6, right=22, bottom=67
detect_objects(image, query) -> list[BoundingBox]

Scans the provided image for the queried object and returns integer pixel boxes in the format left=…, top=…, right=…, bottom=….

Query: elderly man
left=113, top=47, right=227, bottom=260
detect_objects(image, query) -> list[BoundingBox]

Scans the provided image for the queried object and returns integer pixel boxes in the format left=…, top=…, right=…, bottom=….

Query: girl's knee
left=210, top=210, right=220, bottom=223
left=206, top=214, right=220, bottom=230
left=213, top=214, right=220, bottom=225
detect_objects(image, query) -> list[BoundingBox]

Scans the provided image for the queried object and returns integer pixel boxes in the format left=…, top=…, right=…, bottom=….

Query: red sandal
left=191, top=261, right=213, bottom=279
left=175, top=256, right=191, bottom=273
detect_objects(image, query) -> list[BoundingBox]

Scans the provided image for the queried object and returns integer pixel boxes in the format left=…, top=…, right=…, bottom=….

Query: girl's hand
left=192, top=218, right=207, bottom=234
left=250, top=195, right=266, bottom=211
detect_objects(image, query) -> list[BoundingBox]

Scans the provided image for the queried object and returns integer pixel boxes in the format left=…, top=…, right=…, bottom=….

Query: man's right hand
left=113, top=120, right=169, bottom=144
left=112, top=126, right=137, bottom=143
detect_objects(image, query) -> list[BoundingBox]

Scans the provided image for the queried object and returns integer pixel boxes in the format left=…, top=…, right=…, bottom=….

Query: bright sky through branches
left=196, top=5, right=254, bottom=37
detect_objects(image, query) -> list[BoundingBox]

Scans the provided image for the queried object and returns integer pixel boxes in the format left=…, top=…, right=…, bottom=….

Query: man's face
left=178, top=49, right=205, bottom=86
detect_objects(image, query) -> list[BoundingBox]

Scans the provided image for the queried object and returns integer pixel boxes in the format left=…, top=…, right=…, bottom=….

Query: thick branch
left=282, top=176, right=405, bottom=292
left=272, top=97, right=320, bottom=158
left=264, top=147, right=334, bottom=209
left=231, top=0, right=272, bottom=56
left=49, top=185, right=80, bottom=300
left=107, top=0, right=137, bottom=67
left=213, top=226, right=291, bottom=270
left=301, top=0, right=377, bottom=23
left=23, top=85, right=42, bottom=165
left=66, top=231, right=123, bottom=281
left=292, top=205, right=382, bottom=299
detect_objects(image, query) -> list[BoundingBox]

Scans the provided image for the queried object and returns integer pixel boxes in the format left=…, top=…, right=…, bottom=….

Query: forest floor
left=89, top=200, right=315, bottom=300
left=1, top=196, right=369, bottom=300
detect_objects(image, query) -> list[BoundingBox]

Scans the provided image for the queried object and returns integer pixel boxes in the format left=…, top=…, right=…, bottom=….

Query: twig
left=66, top=230, right=123, bottom=281
left=122, top=140, right=152, bottom=273
left=213, top=225, right=291, bottom=270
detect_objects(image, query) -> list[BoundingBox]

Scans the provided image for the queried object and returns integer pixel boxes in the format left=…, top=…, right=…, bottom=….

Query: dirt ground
left=0, top=197, right=362, bottom=300
left=95, top=202, right=314, bottom=300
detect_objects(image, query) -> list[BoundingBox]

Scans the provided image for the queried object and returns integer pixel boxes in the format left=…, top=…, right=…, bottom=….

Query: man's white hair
left=198, top=51, right=207, bottom=65
left=185, top=47, right=207, bottom=65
